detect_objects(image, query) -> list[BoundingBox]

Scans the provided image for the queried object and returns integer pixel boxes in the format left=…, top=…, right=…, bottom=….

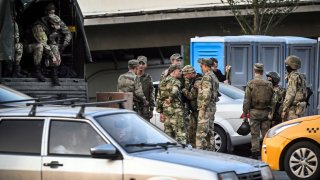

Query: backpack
left=293, top=72, right=308, bottom=103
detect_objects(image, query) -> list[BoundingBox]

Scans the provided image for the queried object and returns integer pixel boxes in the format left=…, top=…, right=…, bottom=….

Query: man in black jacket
left=210, top=58, right=231, bottom=84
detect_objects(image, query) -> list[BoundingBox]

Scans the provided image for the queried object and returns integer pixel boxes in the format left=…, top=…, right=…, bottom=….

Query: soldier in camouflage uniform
left=136, top=55, right=155, bottom=121
left=196, top=58, right=219, bottom=151
left=44, top=3, right=72, bottom=54
left=12, top=20, right=24, bottom=78
left=24, top=14, right=71, bottom=86
left=117, top=59, right=149, bottom=114
left=160, top=64, right=186, bottom=144
left=266, top=72, right=286, bottom=127
left=243, top=63, right=273, bottom=159
left=156, top=53, right=183, bottom=122
left=181, top=65, right=202, bottom=146
left=281, top=55, right=307, bottom=121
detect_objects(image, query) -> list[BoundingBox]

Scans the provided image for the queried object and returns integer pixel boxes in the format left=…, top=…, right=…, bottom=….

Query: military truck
left=0, top=0, right=91, bottom=101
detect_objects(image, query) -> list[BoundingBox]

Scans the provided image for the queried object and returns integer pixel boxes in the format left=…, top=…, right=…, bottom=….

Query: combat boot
left=34, top=65, right=46, bottom=82
left=51, top=67, right=60, bottom=86
left=12, top=65, right=26, bottom=78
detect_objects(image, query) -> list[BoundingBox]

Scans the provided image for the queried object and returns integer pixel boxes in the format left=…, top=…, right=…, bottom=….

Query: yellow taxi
left=262, top=115, right=320, bottom=180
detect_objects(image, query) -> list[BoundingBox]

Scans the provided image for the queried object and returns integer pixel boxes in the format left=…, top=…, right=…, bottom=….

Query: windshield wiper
left=125, top=142, right=178, bottom=150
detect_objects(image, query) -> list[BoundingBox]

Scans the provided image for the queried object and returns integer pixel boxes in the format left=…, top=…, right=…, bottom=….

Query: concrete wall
left=84, top=12, right=320, bottom=51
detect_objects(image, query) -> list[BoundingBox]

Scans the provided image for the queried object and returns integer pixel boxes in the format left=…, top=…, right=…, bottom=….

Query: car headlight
left=218, top=171, right=237, bottom=180
left=266, top=122, right=300, bottom=138
left=260, top=165, right=274, bottom=180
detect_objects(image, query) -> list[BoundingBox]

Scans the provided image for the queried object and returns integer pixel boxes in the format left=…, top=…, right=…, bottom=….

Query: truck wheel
left=284, top=141, right=320, bottom=180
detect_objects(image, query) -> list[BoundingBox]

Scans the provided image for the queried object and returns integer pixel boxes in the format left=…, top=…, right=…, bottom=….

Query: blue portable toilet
left=190, top=36, right=225, bottom=74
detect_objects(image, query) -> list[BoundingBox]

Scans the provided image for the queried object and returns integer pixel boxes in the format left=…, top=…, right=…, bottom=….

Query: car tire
left=212, top=126, right=227, bottom=153
left=284, top=141, right=320, bottom=180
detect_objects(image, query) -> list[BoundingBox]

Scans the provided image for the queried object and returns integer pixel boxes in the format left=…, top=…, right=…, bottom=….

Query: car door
left=42, top=119, right=123, bottom=180
left=0, top=118, right=43, bottom=180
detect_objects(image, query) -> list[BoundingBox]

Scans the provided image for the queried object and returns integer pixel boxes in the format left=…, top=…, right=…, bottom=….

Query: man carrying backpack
left=243, top=63, right=273, bottom=159
left=281, top=55, right=307, bottom=121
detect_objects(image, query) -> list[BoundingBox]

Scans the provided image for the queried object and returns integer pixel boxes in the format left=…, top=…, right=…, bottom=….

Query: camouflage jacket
left=117, top=71, right=147, bottom=104
left=26, top=16, right=71, bottom=47
left=197, top=70, right=219, bottom=111
left=161, top=75, right=183, bottom=107
left=182, top=74, right=202, bottom=112
left=139, top=73, right=155, bottom=109
left=243, top=76, right=273, bottom=115
left=282, top=71, right=307, bottom=112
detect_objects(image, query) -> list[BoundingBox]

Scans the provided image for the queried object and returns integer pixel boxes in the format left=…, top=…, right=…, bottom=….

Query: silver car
left=151, top=82, right=251, bottom=152
left=0, top=101, right=273, bottom=180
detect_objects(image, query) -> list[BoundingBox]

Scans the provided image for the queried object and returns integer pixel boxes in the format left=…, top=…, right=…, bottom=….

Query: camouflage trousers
left=15, top=43, right=23, bottom=65
left=163, top=104, right=186, bottom=144
left=185, top=111, right=198, bottom=147
left=250, top=118, right=271, bottom=153
left=196, top=106, right=216, bottom=151
left=25, top=43, right=61, bottom=66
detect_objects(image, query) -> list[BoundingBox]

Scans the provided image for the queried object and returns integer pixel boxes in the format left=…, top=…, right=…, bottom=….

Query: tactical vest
left=250, top=79, right=273, bottom=109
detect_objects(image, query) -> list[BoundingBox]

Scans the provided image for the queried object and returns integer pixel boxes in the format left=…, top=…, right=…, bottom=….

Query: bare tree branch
left=221, top=0, right=299, bottom=34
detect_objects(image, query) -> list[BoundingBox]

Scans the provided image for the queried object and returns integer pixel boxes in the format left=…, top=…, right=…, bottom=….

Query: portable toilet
left=190, top=36, right=225, bottom=74
left=278, top=36, right=318, bottom=115
left=191, top=35, right=285, bottom=90
left=224, top=35, right=285, bottom=89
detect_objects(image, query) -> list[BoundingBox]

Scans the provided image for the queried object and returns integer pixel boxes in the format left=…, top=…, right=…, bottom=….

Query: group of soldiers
left=243, top=55, right=308, bottom=159
left=13, top=2, right=71, bottom=86
left=117, top=54, right=220, bottom=151
left=116, top=53, right=309, bottom=157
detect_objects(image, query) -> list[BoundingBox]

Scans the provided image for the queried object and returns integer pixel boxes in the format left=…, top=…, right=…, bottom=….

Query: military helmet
left=45, top=3, right=56, bottom=11
left=48, top=14, right=61, bottom=25
left=237, top=119, right=251, bottom=136
left=285, top=55, right=301, bottom=70
left=266, top=72, right=280, bottom=84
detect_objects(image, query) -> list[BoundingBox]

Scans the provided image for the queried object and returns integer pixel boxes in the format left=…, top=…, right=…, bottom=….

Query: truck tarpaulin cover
left=0, top=0, right=34, bottom=61
left=0, top=0, right=14, bottom=61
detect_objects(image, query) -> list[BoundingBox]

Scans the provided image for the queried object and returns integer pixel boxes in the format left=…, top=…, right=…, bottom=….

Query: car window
left=0, top=85, right=31, bottom=102
left=48, top=120, right=106, bottom=156
left=0, top=119, right=43, bottom=154
left=219, top=83, right=244, bottom=100
left=95, top=113, right=175, bottom=153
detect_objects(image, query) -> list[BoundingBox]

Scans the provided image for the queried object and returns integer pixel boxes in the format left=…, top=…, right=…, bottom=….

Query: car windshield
left=0, top=85, right=31, bottom=102
left=95, top=113, right=177, bottom=153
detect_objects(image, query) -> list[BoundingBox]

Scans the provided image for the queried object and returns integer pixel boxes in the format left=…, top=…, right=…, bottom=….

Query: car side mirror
left=90, top=144, right=122, bottom=159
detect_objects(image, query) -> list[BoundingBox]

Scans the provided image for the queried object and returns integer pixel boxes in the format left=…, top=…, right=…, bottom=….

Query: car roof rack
left=26, top=98, right=80, bottom=116
left=0, top=96, right=53, bottom=105
left=71, top=99, right=127, bottom=118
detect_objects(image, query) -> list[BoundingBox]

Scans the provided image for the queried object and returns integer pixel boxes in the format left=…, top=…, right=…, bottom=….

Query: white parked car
left=151, top=82, right=251, bottom=152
